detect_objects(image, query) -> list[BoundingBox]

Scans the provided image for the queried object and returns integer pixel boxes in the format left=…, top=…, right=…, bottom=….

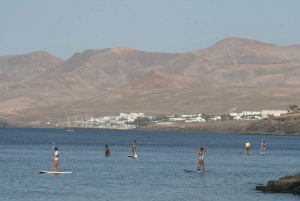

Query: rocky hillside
left=118, top=70, right=233, bottom=90
left=245, top=113, right=300, bottom=135
left=36, top=47, right=181, bottom=87
left=137, top=113, right=300, bottom=136
left=0, top=51, right=63, bottom=83
left=1, top=37, right=300, bottom=127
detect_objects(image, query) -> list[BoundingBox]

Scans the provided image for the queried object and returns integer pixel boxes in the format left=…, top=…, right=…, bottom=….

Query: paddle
left=50, top=142, right=55, bottom=171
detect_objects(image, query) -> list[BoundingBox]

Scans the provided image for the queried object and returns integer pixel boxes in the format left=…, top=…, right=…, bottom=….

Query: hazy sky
left=1, top=0, right=299, bottom=59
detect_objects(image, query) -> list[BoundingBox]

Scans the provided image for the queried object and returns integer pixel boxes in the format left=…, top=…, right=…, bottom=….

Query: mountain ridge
left=1, top=37, right=300, bottom=126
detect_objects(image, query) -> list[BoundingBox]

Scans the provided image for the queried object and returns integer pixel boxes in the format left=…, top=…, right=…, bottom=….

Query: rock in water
left=256, top=172, right=300, bottom=195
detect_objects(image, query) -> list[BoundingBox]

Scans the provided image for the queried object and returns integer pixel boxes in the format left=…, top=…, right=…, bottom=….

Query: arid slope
left=0, top=37, right=300, bottom=126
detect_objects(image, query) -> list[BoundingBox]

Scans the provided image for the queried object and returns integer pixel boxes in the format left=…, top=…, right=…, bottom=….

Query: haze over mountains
left=1, top=37, right=300, bottom=126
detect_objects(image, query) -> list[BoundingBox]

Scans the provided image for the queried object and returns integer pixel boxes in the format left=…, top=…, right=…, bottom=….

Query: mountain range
left=0, top=37, right=300, bottom=126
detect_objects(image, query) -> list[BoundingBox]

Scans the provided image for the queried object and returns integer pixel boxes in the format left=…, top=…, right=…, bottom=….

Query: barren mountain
left=171, top=38, right=300, bottom=87
left=118, top=70, right=233, bottom=90
left=35, top=47, right=181, bottom=86
left=0, top=37, right=300, bottom=127
left=0, top=51, right=63, bottom=83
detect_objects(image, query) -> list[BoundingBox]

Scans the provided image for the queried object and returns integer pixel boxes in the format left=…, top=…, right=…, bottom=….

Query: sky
left=1, top=0, right=299, bottom=60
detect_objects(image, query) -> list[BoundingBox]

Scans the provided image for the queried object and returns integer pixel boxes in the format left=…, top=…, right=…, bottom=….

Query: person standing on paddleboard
left=132, top=140, right=137, bottom=156
left=245, top=140, right=251, bottom=154
left=105, top=145, right=111, bottom=156
left=53, top=147, right=59, bottom=171
left=261, top=140, right=266, bottom=154
left=197, top=144, right=206, bottom=171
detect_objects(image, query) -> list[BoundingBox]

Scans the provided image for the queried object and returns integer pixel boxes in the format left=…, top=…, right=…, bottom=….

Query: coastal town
left=54, top=109, right=289, bottom=130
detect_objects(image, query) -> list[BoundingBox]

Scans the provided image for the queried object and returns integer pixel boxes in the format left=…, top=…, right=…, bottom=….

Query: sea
left=1, top=127, right=300, bottom=201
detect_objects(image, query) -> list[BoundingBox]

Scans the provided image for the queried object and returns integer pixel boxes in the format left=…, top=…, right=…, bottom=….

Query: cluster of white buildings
left=169, top=114, right=206, bottom=122
left=91, top=113, right=145, bottom=124
left=61, top=110, right=289, bottom=129
left=168, top=110, right=288, bottom=122
left=70, top=113, right=146, bottom=129
left=230, top=110, right=288, bottom=120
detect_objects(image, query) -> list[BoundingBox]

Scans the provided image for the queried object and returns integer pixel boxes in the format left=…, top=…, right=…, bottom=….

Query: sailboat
left=66, top=116, right=74, bottom=132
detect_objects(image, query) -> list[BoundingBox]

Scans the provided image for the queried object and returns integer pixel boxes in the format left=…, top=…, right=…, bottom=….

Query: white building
left=233, top=116, right=243, bottom=120
left=195, top=117, right=206, bottom=122
left=169, top=117, right=185, bottom=122
left=119, top=113, right=147, bottom=121
left=181, top=114, right=193, bottom=118
left=261, top=110, right=288, bottom=118
left=210, top=116, right=221, bottom=121
left=230, top=113, right=239, bottom=117
left=242, top=111, right=262, bottom=116
left=88, top=117, right=96, bottom=123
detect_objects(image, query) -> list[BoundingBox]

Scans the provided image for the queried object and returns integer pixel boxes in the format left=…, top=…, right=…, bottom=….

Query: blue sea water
left=0, top=127, right=300, bottom=201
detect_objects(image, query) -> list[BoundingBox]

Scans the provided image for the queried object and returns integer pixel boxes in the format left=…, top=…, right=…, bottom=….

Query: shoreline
left=1, top=113, right=300, bottom=136
left=1, top=122, right=299, bottom=137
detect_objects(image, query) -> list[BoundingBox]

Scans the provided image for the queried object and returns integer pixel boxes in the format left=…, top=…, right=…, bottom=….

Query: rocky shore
left=139, top=114, right=300, bottom=135
left=246, top=114, right=300, bottom=135
left=256, top=172, right=300, bottom=195
left=139, top=120, right=253, bottom=133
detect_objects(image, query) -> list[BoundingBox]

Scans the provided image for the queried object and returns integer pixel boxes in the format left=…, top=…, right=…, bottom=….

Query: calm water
left=1, top=127, right=300, bottom=201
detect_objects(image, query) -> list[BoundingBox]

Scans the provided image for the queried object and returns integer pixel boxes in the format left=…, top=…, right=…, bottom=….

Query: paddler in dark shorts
left=245, top=140, right=251, bottom=154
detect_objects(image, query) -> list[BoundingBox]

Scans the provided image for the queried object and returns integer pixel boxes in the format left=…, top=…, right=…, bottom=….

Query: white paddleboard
left=39, top=170, right=72, bottom=174
left=128, top=155, right=138, bottom=158
left=244, top=153, right=253, bottom=155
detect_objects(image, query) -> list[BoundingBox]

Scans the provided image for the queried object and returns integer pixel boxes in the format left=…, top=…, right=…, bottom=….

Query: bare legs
left=132, top=147, right=136, bottom=156
left=54, top=160, right=59, bottom=172
left=198, top=159, right=204, bottom=171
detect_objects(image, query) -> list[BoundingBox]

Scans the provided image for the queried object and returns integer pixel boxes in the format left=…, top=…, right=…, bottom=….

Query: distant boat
left=66, top=115, right=74, bottom=131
